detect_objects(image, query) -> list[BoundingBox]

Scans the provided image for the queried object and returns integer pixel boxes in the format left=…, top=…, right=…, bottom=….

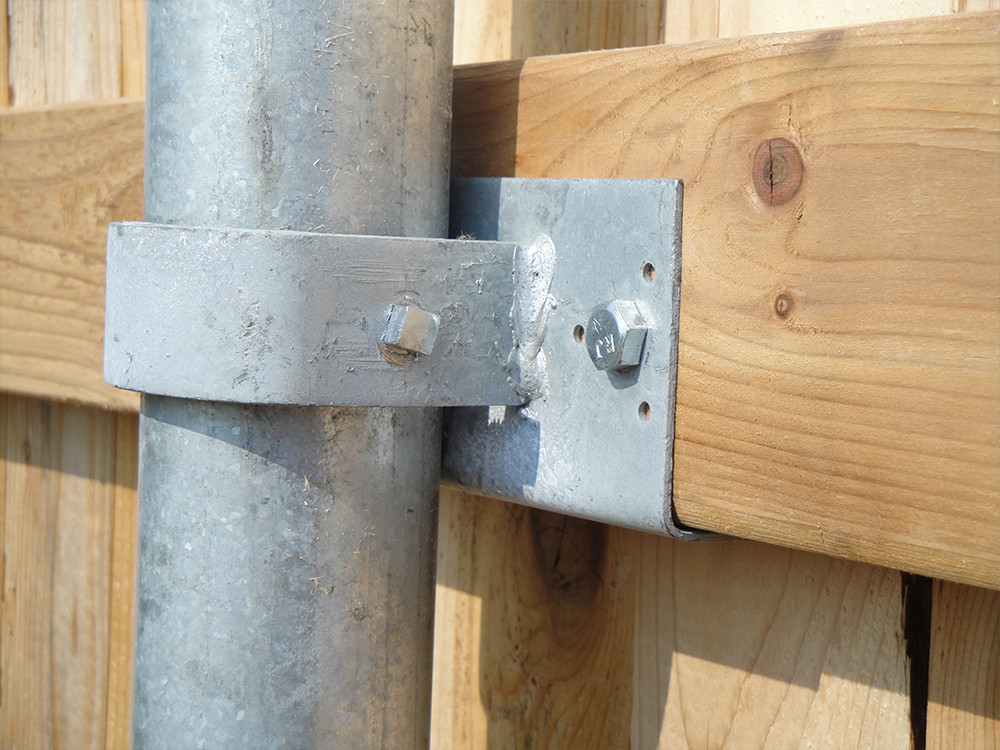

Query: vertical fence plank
left=0, top=2, right=142, bottom=748
left=927, top=581, right=1000, bottom=750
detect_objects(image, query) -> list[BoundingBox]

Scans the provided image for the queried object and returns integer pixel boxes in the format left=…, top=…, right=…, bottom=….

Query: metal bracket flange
left=105, top=177, right=709, bottom=539
left=443, top=178, right=705, bottom=539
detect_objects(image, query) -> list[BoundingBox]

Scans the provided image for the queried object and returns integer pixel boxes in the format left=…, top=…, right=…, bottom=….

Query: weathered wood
left=6, top=0, right=126, bottom=106
left=927, top=581, right=1000, bottom=750
left=0, top=100, right=144, bottom=410
left=452, top=11, right=1000, bottom=589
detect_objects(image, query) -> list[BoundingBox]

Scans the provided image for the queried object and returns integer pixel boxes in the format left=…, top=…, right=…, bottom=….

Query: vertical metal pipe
left=135, top=2, right=452, bottom=748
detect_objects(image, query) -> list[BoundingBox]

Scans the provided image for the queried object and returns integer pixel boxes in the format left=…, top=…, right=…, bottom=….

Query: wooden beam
left=452, top=11, right=1000, bottom=589
left=1, top=13, right=997, bottom=586
left=0, top=99, right=143, bottom=410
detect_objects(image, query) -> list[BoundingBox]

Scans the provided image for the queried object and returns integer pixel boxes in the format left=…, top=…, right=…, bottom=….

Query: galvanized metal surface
left=133, top=1, right=452, bottom=748
left=136, top=400, right=440, bottom=747
left=585, top=299, right=648, bottom=371
left=106, top=223, right=521, bottom=406
left=444, top=178, right=706, bottom=539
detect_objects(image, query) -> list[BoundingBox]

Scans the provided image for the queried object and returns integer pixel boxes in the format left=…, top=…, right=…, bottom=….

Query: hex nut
left=584, top=300, right=647, bottom=370
left=381, top=303, right=440, bottom=356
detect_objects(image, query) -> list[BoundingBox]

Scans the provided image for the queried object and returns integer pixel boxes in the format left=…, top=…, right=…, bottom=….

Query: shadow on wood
left=431, top=488, right=915, bottom=749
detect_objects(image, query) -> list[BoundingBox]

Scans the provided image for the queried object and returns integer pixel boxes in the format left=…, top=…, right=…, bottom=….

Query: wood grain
left=1, top=3, right=142, bottom=749
left=664, top=0, right=958, bottom=43
left=105, top=411, right=137, bottom=750
left=631, top=533, right=910, bottom=749
left=118, top=0, right=145, bottom=99
left=955, top=0, right=1000, bottom=11
left=431, top=491, right=913, bottom=749
left=0, top=100, right=144, bottom=410
left=6, top=0, right=123, bottom=106
left=452, top=11, right=1000, bottom=589
left=431, top=491, right=637, bottom=749
left=0, top=5, right=10, bottom=107
left=927, top=581, right=1000, bottom=750
left=454, top=0, right=663, bottom=65
left=0, top=396, right=123, bottom=750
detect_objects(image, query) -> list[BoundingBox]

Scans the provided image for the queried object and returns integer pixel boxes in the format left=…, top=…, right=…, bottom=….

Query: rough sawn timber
left=452, top=11, right=1000, bottom=590
left=0, top=13, right=996, bottom=587
left=0, top=99, right=143, bottom=410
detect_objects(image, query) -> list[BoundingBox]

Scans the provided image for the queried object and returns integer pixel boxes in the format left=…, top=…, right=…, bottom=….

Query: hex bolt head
left=585, top=299, right=647, bottom=371
left=381, top=303, right=440, bottom=356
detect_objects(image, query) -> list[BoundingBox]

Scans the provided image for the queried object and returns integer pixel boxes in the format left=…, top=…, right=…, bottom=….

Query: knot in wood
left=753, top=138, right=803, bottom=206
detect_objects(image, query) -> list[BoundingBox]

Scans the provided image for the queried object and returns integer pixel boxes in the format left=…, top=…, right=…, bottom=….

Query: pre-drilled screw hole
left=642, top=263, right=655, bottom=282
left=638, top=401, right=651, bottom=421
left=573, top=324, right=585, bottom=343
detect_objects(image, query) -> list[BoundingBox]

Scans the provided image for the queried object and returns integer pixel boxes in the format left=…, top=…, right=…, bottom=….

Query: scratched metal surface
left=105, top=222, right=521, bottom=406
left=444, top=177, right=707, bottom=539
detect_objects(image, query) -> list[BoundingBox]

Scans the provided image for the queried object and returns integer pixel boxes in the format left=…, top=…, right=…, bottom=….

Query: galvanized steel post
left=135, top=1, right=452, bottom=747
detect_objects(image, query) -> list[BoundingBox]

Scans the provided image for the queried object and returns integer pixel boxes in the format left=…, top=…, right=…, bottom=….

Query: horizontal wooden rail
left=1, top=12, right=997, bottom=587
left=1, top=100, right=143, bottom=410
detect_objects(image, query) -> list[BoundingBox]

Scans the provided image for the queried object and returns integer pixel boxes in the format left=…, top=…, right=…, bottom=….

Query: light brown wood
left=431, top=491, right=913, bottom=749
left=1, top=4, right=993, bottom=747
left=0, top=396, right=122, bottom=750
left=663, top=0, right=960, bottom=43
left=105, top=412, right=137, bottom=750
left=715, top=0, right=953, bottom=38
left=454, top=0, right=664, bottom=64
left=927, top=580, right=1000, bottom=750
left=431, top=491, right=637, bottom=749
left=452, top=11, right=1000, bottom=589
left=0, top=100, right=144, bottom=411
left=631, top=533, right=910, bottom=749
left=1, top=4, right=142, bottom=749
left=955, top=0, right=1000, bottom=10
left=5, top=0, right=131, bottom=107
left=119, top=0, right=145, bottom=99
left=662, top=0, right=719, bottom=44
left=0, top=4, right=11, bottom=107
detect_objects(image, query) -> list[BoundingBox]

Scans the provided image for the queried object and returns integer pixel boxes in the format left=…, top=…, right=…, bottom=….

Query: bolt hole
left=573, top=324, right=585, bottom=343
left=638, top=401, right=651, bottom=421
left=642, top=263, right=655, bottom=282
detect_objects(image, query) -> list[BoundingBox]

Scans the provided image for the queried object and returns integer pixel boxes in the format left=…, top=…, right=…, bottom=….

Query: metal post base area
left=135, top=397, right=439, bottom=748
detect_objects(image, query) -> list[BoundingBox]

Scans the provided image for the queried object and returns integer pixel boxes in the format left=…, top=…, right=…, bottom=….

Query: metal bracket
left=105, top=177, right=709, bottom=539
left=105, top=224, right=524, bottom=406
left=444, top=178, right=703, bottom=539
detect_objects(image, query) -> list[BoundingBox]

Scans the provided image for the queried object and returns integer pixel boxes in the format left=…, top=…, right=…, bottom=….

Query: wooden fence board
left=1, top=4, right=143, bottom=749
left=0, top=396, right=120, bottom=750
left=4, top=12, right=995, bottom=586
left=631, top=533, right=910, bottom=749
left=452, top=11, right=1000, bottom=589
left=927, top=581, right=1000, bottom=750
left=2, top=4, right=995, bottom=748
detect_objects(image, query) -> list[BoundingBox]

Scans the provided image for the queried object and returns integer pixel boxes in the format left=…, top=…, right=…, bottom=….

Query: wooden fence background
left=1, top=1, right=997, bottom=748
